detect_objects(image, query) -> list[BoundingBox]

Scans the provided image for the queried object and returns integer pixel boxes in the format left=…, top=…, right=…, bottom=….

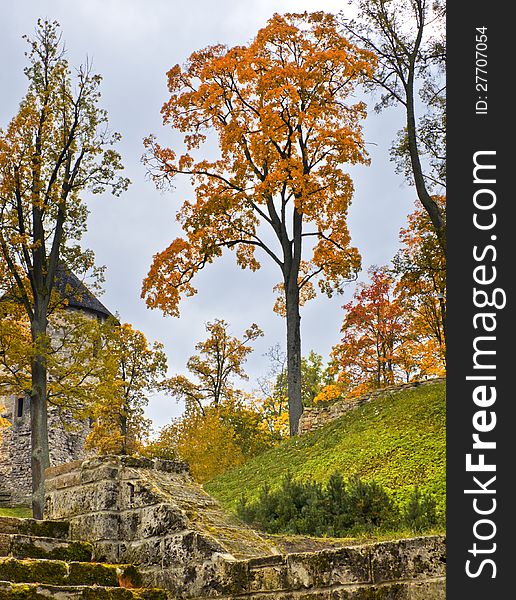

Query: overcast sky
left=1, top=0, right=417, bottom=430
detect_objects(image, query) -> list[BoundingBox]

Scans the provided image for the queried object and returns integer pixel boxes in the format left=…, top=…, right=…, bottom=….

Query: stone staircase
left=0, top=516, right=170, bottom=598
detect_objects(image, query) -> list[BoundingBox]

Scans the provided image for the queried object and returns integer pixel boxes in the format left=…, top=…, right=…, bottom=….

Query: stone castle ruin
left=0, top=271, right=446, bottom=597
left=0, top=266, right=113, bottom=506
left=37, top=454, right=445, bottom=598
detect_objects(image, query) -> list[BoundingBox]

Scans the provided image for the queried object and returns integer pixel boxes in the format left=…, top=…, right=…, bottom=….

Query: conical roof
left=53, top=264, right=113, bottom=319
left=1, top=263, right=113, bottom=320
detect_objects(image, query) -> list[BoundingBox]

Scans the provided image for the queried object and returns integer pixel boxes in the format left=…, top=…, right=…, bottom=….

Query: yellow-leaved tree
left=86, top=322, right=168, bottom=456
left=145, top=319, right=272, bottom=480
left=0, top=20, right=129, bottom=516
left=0, top=302, right=168, bottom=457
left=141, top=12, right=376, bottom=435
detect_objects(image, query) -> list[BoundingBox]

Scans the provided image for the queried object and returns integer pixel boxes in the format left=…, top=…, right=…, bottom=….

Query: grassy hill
left=205, top=380, right=446, bottom=521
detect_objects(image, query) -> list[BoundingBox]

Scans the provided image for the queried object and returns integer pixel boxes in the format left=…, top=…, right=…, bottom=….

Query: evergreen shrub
left=237, top=472, right=439, bottom=537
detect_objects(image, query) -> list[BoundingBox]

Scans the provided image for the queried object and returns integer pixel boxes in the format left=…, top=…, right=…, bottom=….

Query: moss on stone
left=0, top=557, right=68, bottom=585
left=20, top=519, right=69, bottom=539
left=0, top=582, right=169, bottom=599
left=10, top=537, right=93, bottom=561
left=67, top=562, right=121, bottom=586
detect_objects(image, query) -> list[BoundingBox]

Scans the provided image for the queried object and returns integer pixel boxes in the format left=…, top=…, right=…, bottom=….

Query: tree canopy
left=0, top=19, right=129, bottom=516
left=142, top=11, right=377, bottom=434
left=341, top=0, right=446, bottom=253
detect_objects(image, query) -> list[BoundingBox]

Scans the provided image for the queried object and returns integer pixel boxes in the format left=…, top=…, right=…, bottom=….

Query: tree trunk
left=120, top=405, right=128, bottom=455
left=405, top=86, right=447, bottom=256
left=30, top=316, right=50, bottom=519
left=285, top=278, right=303, bottom=436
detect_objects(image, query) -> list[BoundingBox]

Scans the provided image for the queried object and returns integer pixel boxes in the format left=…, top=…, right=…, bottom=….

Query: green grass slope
left=0, top=507, right=32, bottom=518
left=205, top=380, right=445, bottom=519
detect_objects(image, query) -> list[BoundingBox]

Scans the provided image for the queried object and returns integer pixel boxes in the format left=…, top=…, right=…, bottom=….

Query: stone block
left=46, top=480, right=121, bottom=518
left=69, top=512, right=120, bottom=542
left=119, top=481, right=164, bottom=510
left=370, top=537, right=446, bottom=584
left=118, top=538, right=164, bottom=566
left=286, top=547, right=371, bottom=589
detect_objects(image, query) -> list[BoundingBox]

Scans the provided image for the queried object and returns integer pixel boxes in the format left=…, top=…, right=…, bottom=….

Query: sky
left=1, top=0, right=417, bottom=430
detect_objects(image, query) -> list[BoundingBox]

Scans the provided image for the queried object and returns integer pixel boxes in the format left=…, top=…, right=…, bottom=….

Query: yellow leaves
left=162, top=319, right=263, bottom=412
left=146, top=395, right=276, bottom=482
left=141, top=238, right=200, bottom=316
left=0, top=302, right=33, bottom=397
left=168, top=408, right=246, bottom=483
left=85, top=319, right=166, bottom=456
left=273, top=277, right=316, bottom=316
left=312, top=383, right=344, bottom=405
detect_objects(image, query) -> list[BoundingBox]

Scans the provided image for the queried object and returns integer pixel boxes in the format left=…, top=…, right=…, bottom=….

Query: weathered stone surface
left=286, top=548, right=371, bottom=589
left=42, top=456, right=445, bottom=599
left=370, top=537, right=446, bottom=583
left=0, top=516, right=69, bottom=539
left=0, top=532, right=94, bottom=561
left=0, top=557, right=144, bottom=588
left=44, top=456, right=274, bottom=562
left=0, top=581, right=171, bottom=599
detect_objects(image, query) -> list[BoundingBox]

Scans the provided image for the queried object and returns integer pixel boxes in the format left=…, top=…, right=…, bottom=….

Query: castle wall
left=0, top=395, right=90, bottom=506
left=0, top=307, right=103, bottom=506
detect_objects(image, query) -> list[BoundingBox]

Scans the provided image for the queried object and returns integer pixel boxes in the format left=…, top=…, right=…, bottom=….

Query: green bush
left=237, top=471, right=407, bottom=537
left=402, top=486, right=439, bottom=532
left=206, top=381, right=446, bottom=525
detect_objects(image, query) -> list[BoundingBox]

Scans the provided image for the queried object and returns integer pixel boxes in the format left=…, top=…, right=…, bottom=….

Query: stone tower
left=0, top=266, right=113, bottom=507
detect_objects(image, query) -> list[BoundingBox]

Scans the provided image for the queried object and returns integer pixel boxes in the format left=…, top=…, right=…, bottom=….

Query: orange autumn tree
left=332, top=265, right=444, bottom=393
left=332, top=267, right=408, bottom=392
left=393, top=197, right=446, bottom=365
left=142, top=12, right=376, bottom=435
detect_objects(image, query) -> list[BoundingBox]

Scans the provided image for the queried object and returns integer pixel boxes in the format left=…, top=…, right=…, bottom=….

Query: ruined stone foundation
left=43, top=455, right=446, bottom=599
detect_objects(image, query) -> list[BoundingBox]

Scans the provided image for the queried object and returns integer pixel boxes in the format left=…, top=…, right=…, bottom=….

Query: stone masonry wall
left=0, top=312, right=97, bottom=506
left=299, top=377, right=446, bottom=435
left=44, top=455, right=445, bottom=599
left=0, top=396, right=90, bottom=506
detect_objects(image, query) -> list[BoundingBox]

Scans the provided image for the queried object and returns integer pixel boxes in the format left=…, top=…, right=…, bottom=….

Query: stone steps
left=0, top=517, right=172, bottom=599
left=0, top=532, right=94, bottom=561
left=0, top=581, right=170, bottom=599
left=0, top=492, right=11, bottom=508
left=0, top=557, right=142, bottom=587
left=0, top=516, right=70, bottom=539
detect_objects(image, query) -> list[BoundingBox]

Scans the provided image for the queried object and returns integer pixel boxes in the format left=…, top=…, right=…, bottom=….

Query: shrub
left=402, top=486, right=438, bottom=533
left=237, top=471, right=402, bottom=537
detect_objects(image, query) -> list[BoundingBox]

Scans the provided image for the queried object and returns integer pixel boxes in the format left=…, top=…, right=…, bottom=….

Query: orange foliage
left=332, top=265, right=444, bottom=393
left=394, top=197, right=446, bottom=364
left=141, top=12, right=376, bottom=316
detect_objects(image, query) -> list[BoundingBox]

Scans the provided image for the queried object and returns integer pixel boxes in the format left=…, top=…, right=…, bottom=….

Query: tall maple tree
left=142, top=12, right=376, bottom=434
left=0, top=20, right=129, bottom=516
